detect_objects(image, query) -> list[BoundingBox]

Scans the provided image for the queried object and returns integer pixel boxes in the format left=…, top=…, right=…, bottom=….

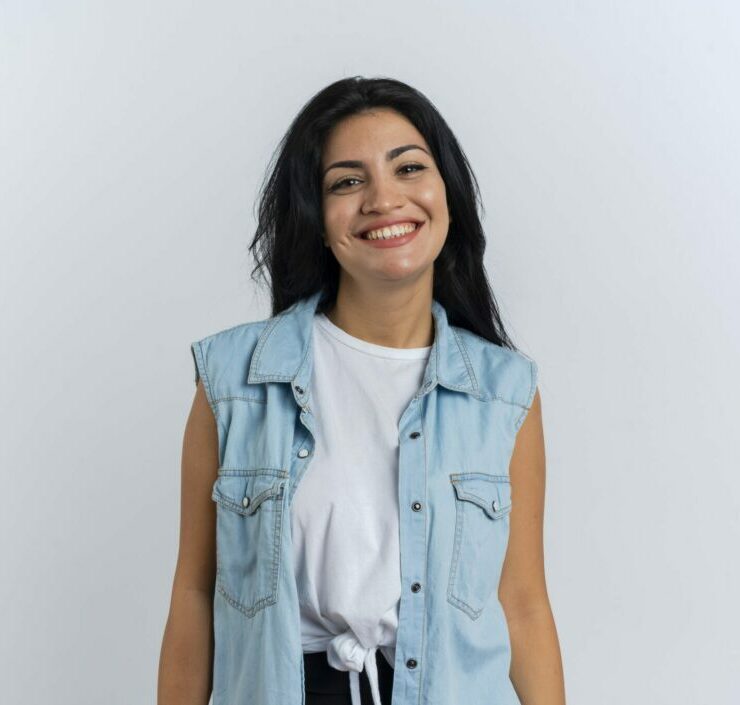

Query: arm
left=158, top=380, right=219, bottom=705
left=499, top=388, right=566, bottom=705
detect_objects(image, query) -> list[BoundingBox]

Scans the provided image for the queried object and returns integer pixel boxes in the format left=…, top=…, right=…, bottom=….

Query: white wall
left=1, top=2, right=738, bottom=703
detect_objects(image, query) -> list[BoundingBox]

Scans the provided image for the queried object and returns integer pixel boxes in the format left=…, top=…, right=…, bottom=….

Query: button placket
left=396, top=379, right=427, bottom=699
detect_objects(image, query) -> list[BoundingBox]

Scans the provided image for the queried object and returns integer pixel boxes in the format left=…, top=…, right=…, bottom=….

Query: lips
left=355, top=219, right=424, bottom=238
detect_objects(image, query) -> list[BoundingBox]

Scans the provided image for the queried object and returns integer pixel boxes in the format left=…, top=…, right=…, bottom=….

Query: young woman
left=159, top=76, right=565, bottom=705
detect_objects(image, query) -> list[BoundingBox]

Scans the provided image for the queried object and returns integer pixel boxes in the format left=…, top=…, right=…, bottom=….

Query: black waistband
left=303, top=650, right=394, bottom=698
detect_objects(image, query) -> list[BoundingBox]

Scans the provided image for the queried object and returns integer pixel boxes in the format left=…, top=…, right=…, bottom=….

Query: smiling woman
left=318, top=110, right=448, bottom=280
left=247, top=79, right=498, bottom=327
left=159, top=76, right=564, bottom=705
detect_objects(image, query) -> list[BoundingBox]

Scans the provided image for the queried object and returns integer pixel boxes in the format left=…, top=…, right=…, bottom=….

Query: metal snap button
left=411, top=501, right=422, bottom=511
left=492, top=499, right=499, bottom=512
left=409, top=431, right=421, bottom=439
left=411, top=582, right=422, bottom=593
left=242, top=496, right=251, bottom=508
left=298, top=448, right=309, bottom=458
left=406, top=658, right=417, bottom=669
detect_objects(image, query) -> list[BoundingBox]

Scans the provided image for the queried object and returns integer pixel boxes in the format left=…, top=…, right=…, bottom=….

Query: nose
left=361, top=173, right=405, bottom=214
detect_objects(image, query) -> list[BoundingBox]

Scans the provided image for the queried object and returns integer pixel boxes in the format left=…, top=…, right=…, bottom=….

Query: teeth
left=363, top=222, right=418, bottom=240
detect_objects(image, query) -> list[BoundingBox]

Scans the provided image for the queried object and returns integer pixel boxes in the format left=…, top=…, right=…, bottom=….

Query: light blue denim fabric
left=191, top=290, right=537, bottom=705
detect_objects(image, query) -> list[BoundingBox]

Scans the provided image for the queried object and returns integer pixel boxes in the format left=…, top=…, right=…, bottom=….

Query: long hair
left=248, top=75, right=519, bottom=350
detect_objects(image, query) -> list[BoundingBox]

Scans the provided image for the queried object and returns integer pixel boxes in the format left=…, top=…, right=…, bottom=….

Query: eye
left=328, top=176, right=361, bottom=192
left=327, top=163, right=428, bottom=193
left=398, top=163, right=426, bottom=175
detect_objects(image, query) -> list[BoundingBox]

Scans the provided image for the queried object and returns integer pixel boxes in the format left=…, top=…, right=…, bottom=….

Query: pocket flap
left=450, top=473, right=511, bottom=519
left=212, top=469, right=288, bottom=516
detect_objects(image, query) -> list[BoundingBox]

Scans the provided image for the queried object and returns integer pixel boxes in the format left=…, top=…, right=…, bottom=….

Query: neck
left=324, top=278, right=435, bottom=349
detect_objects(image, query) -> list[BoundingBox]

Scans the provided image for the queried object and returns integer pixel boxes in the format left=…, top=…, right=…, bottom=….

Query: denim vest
left=190, top=290, right=537, bottom=705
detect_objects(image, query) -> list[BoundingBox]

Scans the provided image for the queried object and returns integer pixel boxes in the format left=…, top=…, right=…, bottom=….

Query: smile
left=359, top=221, right=421, bottom=240
left=356, top=221, right=424, bottom=249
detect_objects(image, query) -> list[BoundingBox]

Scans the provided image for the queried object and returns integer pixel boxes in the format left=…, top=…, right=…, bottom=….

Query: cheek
left=323, top=202, right=354, bottom=237
left=416, top=180, right=448, bottom=215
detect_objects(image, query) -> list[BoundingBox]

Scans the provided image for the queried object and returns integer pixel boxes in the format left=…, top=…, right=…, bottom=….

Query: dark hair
left=248, top=75, right=519, bottom=350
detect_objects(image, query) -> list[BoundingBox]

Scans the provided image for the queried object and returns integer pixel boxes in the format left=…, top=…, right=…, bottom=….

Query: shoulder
left=192, top=317, right=272, bottom=360
left=452, top=325, right=538, bottom=415
left=189, top=316, right=274, bottom=410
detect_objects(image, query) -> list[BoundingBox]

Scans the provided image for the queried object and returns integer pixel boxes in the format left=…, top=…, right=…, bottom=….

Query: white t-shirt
left=290, top=311, right=431, bottom=705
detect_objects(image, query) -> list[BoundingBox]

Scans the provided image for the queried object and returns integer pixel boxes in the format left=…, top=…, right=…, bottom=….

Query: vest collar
left=247, top=290, right=480, bottom=402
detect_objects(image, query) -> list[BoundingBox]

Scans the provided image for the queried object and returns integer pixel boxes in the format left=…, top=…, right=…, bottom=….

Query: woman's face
left=320, top=108, right=450, bottom=288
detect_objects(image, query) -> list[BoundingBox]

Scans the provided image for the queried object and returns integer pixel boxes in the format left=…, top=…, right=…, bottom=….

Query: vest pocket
left=447, top=473, right=512, bottom=620
left=211, top=468, right=289, bottom=618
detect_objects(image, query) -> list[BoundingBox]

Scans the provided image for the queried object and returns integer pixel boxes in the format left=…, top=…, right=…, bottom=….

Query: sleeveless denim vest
left=190, top=290, right=537, bottom=705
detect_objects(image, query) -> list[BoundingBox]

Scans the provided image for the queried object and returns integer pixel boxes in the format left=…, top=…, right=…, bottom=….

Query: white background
left=1, top=2, right=738, bottom=703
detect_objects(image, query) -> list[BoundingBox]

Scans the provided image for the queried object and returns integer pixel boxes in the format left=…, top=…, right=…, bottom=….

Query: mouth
left=355, top=220, right=424, bottom=240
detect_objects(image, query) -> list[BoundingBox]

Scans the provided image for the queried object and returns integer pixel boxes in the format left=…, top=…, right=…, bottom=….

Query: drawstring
left=326, top=631, right=384, bottom=705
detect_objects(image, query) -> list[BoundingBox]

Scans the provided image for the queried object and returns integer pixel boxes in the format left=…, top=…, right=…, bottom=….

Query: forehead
left=322, top=109, right=429, bottom=162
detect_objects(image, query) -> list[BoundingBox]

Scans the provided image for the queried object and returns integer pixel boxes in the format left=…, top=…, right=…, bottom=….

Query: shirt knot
left=326, top=630, right=384, bottom=705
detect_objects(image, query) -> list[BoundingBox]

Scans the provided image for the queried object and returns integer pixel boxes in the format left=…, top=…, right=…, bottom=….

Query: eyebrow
left=322, top=144, right=430, bottom=178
